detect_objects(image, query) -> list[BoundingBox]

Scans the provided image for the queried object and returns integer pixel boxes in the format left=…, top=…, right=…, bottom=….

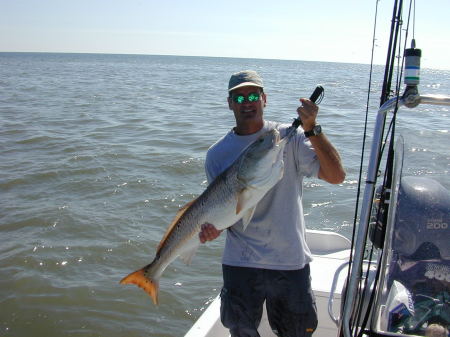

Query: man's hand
left=199, top=223, right=222, bottom=243
left=296, top=98, right=346, bottom=184
left=297, top=98, right=319, bottom=131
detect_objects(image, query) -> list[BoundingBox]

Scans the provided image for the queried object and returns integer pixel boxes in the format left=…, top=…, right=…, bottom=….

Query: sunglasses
left=231, top=92, right=261, bottom=104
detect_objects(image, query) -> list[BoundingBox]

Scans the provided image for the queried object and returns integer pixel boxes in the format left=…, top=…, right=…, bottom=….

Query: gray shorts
left=220, top=264, right=318, bottom=337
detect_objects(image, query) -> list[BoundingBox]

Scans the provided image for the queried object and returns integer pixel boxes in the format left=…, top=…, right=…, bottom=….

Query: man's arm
left=297, top=98, right=346, bottom=184
left=309, top=134, right=345, bottom=184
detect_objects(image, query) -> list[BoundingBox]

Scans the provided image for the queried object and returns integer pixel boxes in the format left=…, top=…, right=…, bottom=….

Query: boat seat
left=306, top=229, right=351, bottom=255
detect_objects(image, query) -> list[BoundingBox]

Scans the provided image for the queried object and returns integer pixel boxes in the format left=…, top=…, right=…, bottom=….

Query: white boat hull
left=185, top=230, right=351, bottom=337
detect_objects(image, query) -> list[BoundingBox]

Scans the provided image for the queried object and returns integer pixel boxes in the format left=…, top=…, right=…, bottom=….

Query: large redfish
left=120, top=128, right=289, bottom=304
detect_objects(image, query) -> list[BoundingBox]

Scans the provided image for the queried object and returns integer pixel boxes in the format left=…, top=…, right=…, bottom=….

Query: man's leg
left=220, top=265, right=266, bottom=337
left=265, top=265, right=318, bottom=337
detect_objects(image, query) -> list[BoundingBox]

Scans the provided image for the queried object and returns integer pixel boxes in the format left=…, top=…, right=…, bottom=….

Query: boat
left=185, top=1, right=450, bottom=336
left=185, top=229, right=353, bottom=337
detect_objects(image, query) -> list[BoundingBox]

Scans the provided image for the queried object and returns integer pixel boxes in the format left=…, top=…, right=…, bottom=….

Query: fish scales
left=120, top=128, right=288, bottom=305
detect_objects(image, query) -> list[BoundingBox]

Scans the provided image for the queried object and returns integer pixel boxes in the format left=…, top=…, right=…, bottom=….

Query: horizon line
left=1, top=51, right=448, bottom=71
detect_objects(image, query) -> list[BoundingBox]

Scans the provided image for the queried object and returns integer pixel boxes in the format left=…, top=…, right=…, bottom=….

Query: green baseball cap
left=228, top=70, right=264, bottom=92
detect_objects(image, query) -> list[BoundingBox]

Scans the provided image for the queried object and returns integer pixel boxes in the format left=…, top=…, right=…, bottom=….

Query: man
left=199, top=70, right=345, bottom=337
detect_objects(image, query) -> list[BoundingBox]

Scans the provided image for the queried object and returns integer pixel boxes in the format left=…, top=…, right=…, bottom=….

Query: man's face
left=228, top=86, right=266, bottom=129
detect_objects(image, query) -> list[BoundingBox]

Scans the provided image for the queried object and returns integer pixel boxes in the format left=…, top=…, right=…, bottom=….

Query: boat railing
left=328, top=260, right=378, bottom=328
left=328, top=261, right=349, bottom=326
left=379, top=94, right=450, bottom=114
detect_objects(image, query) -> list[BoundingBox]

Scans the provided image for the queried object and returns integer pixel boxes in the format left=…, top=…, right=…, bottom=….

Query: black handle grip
left=309, top=85, right=324, bottom=103
left=292, top=86, right=324, bottom=129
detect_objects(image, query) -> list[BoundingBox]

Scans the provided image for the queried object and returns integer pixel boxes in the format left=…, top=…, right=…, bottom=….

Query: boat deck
left=185, top=230, right=351, bottom=337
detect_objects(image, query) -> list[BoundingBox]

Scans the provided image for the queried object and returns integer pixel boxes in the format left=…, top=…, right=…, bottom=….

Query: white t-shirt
left=205, top=120, right=320, bottom=270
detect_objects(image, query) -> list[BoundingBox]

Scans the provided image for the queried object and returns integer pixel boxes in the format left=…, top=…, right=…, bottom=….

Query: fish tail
left=120, top=267, right=160, bottom=305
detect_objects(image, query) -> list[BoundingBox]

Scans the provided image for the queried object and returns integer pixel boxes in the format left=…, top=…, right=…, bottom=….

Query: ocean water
left=0, top=53, right=448, bottom=337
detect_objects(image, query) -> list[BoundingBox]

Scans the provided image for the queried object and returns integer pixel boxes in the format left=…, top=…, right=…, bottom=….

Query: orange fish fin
left=120, top=268, right=160, bottom=305
left=157, top=199, right=197, bottom=251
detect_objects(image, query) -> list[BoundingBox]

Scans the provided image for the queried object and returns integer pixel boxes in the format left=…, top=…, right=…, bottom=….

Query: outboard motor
left=393, top=176, right=450, bottom=262
left=380, top=176, right=450, bottom=335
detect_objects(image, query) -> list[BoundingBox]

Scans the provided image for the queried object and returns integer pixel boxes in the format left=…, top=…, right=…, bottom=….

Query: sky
left=1, top=0, right=449, bottom=70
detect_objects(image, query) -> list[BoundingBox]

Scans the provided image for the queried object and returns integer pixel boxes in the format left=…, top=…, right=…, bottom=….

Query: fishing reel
left=369, top=184, right=390, bottom=249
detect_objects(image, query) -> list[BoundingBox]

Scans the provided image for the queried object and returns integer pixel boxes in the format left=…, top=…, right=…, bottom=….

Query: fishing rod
left=340, top=0, right=406, bottom=335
